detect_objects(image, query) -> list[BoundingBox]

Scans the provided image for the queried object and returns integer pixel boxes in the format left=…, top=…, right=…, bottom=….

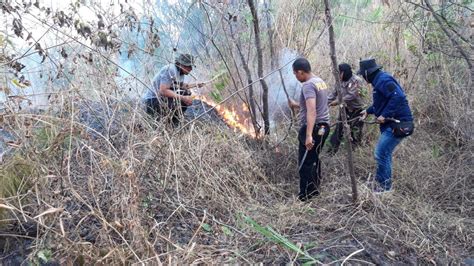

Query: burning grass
left=195, top=95, right=258, bottom=138
left=0, top=98, right=472, bottom=264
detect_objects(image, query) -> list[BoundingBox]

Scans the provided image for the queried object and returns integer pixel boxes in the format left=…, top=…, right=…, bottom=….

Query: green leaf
left=214, top=80, right=226, bottom=91
left=202, top=223, right=212, bottom=232
left=210, top=91, right=222, bottom=102
left=37, top=249, right=52, bottom=263
left=432, top=145, right=441, bottom=158
left=304, top=207, right=316, bottom=215
left=242, top=215, right=320, bottom=264
left=301, top=260, right=316, bottom=266
left=221, top=225, right=234, bottom=236
left=368, top=6, right=383, bottom=21
left=359, top=86, right=369, bottom=100
left=303, top=242, right=317, bottom=249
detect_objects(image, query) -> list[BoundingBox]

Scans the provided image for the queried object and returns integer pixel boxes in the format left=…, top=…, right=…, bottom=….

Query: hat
left=175, top=53, right=195, bottom=67
left=357, top=58, right=382, bottom=76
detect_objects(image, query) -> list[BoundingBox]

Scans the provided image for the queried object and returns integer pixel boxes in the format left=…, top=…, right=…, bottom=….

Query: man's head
left=357, top=58, right=382, bottom=83
left=175, top=53, right=195, bottom=75
left=292, top=57, right=312, bottom=82
left=338, top=63, right=353, bottom=82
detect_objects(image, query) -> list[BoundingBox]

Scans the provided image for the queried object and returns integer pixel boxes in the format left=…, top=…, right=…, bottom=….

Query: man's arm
left=380, top=82, right=404, bottom=119
left=160, top=83, right=193, bottom=105
left=328, top=89, right=337, bottom=102
left=288, top=98, right=300, bottom=109
left=328, top=88, right=338, bottom=106
left=160, top=83, right=182, bottom=99
left=183, top=82, right=205, bottom=90
left=342, top=82, right=361, bottom=102
left=305, top=98, right=317, bottom=150
left=158, top=67, right=193, bottom=105
left=366, top=105, right=375, bottom=114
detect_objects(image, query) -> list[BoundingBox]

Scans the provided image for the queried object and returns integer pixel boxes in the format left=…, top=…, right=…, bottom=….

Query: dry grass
left=1, top=2, right=472, bottom=264
left=0, top=91, right=472, bottom=264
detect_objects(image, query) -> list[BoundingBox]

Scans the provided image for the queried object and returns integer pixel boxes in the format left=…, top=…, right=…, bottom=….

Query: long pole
left=323, top=0, right=358, bottom=203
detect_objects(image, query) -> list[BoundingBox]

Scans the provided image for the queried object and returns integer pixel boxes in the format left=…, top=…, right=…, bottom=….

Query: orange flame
left=196, top=95, right=257, bottom=138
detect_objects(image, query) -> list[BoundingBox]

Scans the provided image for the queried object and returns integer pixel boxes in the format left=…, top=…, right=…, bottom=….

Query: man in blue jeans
left=358, top=59, right=413, bottom=192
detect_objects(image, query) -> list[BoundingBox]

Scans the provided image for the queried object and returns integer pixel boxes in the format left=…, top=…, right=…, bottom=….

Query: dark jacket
left=366, top=71, right=413, bottom=131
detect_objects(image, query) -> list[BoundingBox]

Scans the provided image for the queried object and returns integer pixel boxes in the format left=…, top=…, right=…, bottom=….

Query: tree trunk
left=248, top=0, right=270, bottom=135
left=264, top=0, right=276, bottom=70
left=229, top=20, right=261, bottom=136
left=324, top=0, right=358, bottom=203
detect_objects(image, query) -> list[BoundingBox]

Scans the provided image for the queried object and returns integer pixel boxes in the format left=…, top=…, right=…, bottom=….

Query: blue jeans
left=374, top=127, right=403, bottom=190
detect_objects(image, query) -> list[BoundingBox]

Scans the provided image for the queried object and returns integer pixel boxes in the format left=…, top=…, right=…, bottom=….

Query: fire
left=196, top=95, right=257, bottom=138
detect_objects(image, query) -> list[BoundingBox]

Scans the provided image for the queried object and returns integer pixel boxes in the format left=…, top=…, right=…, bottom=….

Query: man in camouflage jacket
left=327, top=63, right=366, bottom=154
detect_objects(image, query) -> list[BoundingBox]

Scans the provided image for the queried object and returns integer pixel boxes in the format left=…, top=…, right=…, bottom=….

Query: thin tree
left=423, top=0, right=473, bottom=87
left=228, top=19, right=261, bottom=135
left=323, top=0, right=358, bottom=203
left=264, top=0, right=276, bottom=70
left=263, top=0, right=293, bottom=119
left=248, top=0, right=270, bottom=135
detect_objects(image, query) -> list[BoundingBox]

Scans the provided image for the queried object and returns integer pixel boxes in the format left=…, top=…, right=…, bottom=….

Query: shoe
left=366, top=176, right=393, bottom=194
left=373, top=185, right=393, bottom=194
left=326, top=148, right=337, bottom=157
left=365, top=179, right=376, bottom=190
left=298, top=191, right=320, bottom=202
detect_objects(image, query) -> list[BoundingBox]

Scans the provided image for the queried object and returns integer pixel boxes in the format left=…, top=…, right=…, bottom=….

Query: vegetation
left=0, top=0, right=472, bottom=264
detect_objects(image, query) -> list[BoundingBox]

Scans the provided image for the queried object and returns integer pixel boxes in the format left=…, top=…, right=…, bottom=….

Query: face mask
left=341, top=69, right=352, bottom=82
left=362, top=71, right=369, bottom=82
left=366, top=70, right=380, bottom=83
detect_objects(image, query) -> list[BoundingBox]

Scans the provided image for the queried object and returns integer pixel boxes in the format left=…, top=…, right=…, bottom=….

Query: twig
left=0, top=233, right=36, bottom=240
left=2, top=20, right=54, bottom=66
left=341, top=248, right=365, bottom=265
left=424, top=0, right=473, bottom=71
left=26, top=13, right=151, bottom=93
left=137, top=58, right=298, bottom=181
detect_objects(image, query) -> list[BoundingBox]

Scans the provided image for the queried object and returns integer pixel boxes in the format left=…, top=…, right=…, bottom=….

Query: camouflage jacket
left=328, top=75, right=365, bottom=111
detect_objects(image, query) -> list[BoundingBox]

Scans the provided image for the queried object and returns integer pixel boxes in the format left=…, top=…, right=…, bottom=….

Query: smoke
left=267, top=48, right=301, bottom=124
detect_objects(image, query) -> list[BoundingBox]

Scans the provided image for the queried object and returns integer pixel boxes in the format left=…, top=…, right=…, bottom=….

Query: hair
left=292, top=58, right=311, bottom=73
left=338, top=63, right=353, bottom=82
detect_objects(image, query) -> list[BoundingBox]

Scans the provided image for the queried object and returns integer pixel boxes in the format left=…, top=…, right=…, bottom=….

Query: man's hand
left=305, top=135, right=314, bottom=150
left=183, top=83, right=205, bottom=90
left=376, top=115, right=385, bottom=124
left=359, top=110, right=368, bottom=121
left=329, top=100, right=339, bottom=107
left=181, top=95, right=193, bottom=106
left=197, top=82, right=205, bottom=88
left=288, top=98, right=299, bottom=108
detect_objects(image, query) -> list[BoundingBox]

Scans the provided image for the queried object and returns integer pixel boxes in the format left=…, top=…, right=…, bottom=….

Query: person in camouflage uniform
left=327, top=63, right=366, bottom=154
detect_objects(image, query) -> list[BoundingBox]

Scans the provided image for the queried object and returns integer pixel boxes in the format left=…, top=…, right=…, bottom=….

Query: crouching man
left=143, top=53, right=204, bottom=126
